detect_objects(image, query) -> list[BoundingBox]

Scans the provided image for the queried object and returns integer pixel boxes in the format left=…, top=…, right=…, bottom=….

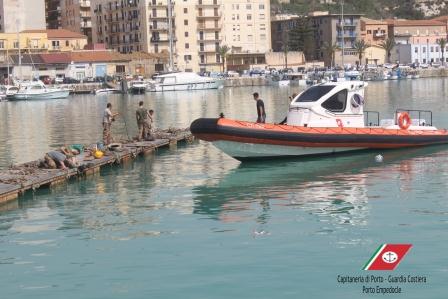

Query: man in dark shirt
left=253, top=92, right=266, bottom=123
left=136, top=101, right=148, bottom=141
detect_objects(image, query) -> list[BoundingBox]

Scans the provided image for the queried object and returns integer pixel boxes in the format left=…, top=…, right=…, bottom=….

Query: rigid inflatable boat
left=190, top=81, right=448, bottom=160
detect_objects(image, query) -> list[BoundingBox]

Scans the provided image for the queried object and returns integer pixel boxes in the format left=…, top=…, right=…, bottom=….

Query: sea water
left=0, top=78, right=448, bottom=298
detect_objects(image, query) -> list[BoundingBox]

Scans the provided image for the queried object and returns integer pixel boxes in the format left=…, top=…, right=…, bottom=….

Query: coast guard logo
left=382, top=251, right=398, bottom=264
left=363, top=244, right=412, bottom=270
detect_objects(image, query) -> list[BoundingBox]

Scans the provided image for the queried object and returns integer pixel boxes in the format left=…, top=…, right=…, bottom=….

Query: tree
left=218, top=45, right=230, bottom=72
left=322, top=42, right=340, bottom=68
left=353, top=39, right=370, bottom=68
left=379, top=38, right=396, bottom=63
left=288, top=17, right=315, bottom=59
left=437, top=38, right=447, bottom=66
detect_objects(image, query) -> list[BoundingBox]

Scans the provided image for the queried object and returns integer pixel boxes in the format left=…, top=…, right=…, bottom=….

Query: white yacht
left=129, top=79, right=147, bottom=94
left=11, top=81, right=70, bottom=101
left=148, top=72, right=223, bottom=92
left=0, top=85, right=19, bottom=100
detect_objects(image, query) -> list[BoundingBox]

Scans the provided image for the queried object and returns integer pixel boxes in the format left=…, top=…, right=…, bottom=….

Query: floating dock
left=0, top=129, right=193, bottom=205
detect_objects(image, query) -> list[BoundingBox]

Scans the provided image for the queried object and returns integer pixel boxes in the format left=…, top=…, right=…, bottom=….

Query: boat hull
left=11, top=90, right=70, bottom=100
left=149, top=80, right=223, bottom=92
left=190, top=118, right=448, bottom=160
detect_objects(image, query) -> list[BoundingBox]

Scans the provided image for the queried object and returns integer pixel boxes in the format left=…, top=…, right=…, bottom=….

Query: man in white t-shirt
left=103, top=103, right=119, bottom=145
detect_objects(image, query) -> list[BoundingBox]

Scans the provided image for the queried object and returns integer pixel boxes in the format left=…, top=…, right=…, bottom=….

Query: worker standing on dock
left=146, top=109, right=155, bottom=140
left=103, top=103, right=119, bottom=145
left=136, top=101, right=148, bottom=141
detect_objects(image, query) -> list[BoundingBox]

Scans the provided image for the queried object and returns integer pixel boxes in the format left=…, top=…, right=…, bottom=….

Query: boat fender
left=336, top=119, right=344, bottom=128
left=398, top=112, right=411, bottom=130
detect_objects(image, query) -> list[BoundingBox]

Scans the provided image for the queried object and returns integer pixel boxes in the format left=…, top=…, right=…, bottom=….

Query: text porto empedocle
left=337, top=274, right=428, bottom=294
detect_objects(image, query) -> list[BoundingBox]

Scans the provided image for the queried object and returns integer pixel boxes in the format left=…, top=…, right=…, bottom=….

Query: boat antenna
left=16, top=20, right=22, bottom=81
left=340, top=0, right=344, bottom=69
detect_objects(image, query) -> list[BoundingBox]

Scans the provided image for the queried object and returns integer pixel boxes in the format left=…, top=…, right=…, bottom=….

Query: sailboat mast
left=167, top=0, right=174, bottom=71
left=16, top=20, right=22, bottom=81
left=341, top=0, right=344, bottom=69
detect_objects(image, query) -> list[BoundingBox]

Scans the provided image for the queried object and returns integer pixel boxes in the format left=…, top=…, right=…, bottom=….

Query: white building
left=0, top=0, right=46, bottom=32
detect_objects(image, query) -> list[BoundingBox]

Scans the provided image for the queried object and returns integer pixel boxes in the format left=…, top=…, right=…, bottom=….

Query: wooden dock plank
left=0, top=130, right=194, bottom=205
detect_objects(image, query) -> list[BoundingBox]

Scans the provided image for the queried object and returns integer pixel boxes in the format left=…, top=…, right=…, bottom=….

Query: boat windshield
left=295, top=85, right=335, bottom=102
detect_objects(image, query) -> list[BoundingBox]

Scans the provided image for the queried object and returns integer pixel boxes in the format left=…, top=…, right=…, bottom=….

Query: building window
left=66, top=40, right=70, bottom=47
left=246, top=4, right=251, bottom=9
left=248, top=34, right=253, bottom=42
left=259, top=14, right=265, bottom=20
left=0, top=40, right=4, bottom=49
left=185, top=43, right=189, bottom=49
left=247, top=14, right=252, bottom=21
left=414, top=47, right=418, bottom=53
left=185, top=31, right=188, bottom=37
left=184, top=20, right=188, bottom=25
left=430, top=46, right=434, bottom=52
left=260, top=34, right=266, bottom=40
left=184, top=55, right=192, bottom=61
left=184, top=8, right=187, bottom=13
left=259, top=4, right=265, bottom=9
left=423, top=47, right=426, bottom=53
left=13, top=41, right=19, bottom=48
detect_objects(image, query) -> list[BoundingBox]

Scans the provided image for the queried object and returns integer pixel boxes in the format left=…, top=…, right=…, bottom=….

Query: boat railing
left=395, top=109, right=432, bottom=126
left=364, top=110, right=380, bottom=126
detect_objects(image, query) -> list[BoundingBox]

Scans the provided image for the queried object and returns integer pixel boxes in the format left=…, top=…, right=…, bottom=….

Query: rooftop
left=21, top=29, right=87, bottom=39
left=385, top=19, right=446, bottom=26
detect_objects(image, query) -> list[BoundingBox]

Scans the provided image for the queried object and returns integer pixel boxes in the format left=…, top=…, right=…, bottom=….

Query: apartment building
left=91, top=0, right=148, bottom=54
left=46, top=0, right=62, bottom=29
left=91, top=0, right=270, bottom=72
left=360, top=17, right=388, bottom=46
left=309, top=11, right=362, bottom=67
left=61, top=0, right=93, bottom=42
left=0, top=0, right=46, bottom=32
left=387, top=19, right=448, bottom=64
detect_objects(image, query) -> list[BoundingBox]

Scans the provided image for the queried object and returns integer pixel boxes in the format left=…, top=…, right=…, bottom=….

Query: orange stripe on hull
left=217, top=119, right=448, bottom=137
left=195, top=133, right=425, bottom=149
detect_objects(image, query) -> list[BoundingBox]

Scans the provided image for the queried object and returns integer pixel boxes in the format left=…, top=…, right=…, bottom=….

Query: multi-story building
left=270, top=14, right=301, bottom=52
left=46, top=0, right=62, bottom=29
left=387, top=19, right=447, bottom=64
left=61, top=0, right=93, bottom=43
left=309, top=11, right=363, bottom=67
left=360, top=17, right=387, bottom=46
left=91, top=0, right=147, bottom=54
left=0, top=0, right=46, bottom=32
left=92, top=0, right=270, bottom=72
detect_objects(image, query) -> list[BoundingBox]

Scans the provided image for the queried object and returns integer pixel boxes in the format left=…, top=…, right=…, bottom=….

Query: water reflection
left=193, top=145, right=448, bottom=227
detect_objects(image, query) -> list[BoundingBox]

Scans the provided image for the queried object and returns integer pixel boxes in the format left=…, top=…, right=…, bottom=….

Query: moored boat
left=11, top=81, right=70, bottom=101
left=148, top=72, right=223, bottom=92
left=129, top=79, right=147, bottom=94
left=191, top=81, right=448, bottom=161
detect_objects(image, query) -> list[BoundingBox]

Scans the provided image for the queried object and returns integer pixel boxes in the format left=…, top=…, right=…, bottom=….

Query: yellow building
left=21, top=29, right=88, bottom=51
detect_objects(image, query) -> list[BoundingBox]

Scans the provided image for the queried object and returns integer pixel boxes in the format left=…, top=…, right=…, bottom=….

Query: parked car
left=226, top=70, right=239, bottom=78
left=431, top=62, right=441, bottom=68
left=249, top=69, right=263, bottom=76
left=54, top=75, right=64, bottom=84
left=63, top=77, right=80, bottom=84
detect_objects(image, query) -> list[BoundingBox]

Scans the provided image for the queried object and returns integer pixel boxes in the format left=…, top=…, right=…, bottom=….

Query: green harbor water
left=1, top=78, right=448, bottom=298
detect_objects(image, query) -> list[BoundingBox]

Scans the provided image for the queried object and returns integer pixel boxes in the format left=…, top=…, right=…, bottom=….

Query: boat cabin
left=287, top=81, right=436, bottom=131
left=287, top=81, right=367, bottom=128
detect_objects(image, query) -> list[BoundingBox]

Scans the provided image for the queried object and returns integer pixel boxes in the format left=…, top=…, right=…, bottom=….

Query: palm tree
left=437, top=38, right=447, bottom=66
left=322, top=42, right=340, bottom=68
left=379, top=38, right=396, bottom=63
left=353, top=39, right=370, bottom=69
left=218, top=45, right=230, bottom=72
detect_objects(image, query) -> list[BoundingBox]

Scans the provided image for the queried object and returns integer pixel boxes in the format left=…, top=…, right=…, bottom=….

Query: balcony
left=198, top=37, right=221, bottom=42
left=149, top=2, right=168, bottom=7
left=196, top=2, right=220, bottom=8
left=337, top=22, right=357, bottom=27
left=80, top=0, right=90, bottom=8
left=198, top=48, right=218, bottom=53
left=197, top=24, right=221, bottom=31
left=149, top=13, right=175, bottom=19
left=150, top=37, right=176, bottom=43
left=197, top=12, right=222, bottom=19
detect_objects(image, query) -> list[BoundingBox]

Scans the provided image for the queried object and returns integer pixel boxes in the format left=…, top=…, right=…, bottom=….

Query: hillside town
left=0, top=0, right=447, bottom=85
